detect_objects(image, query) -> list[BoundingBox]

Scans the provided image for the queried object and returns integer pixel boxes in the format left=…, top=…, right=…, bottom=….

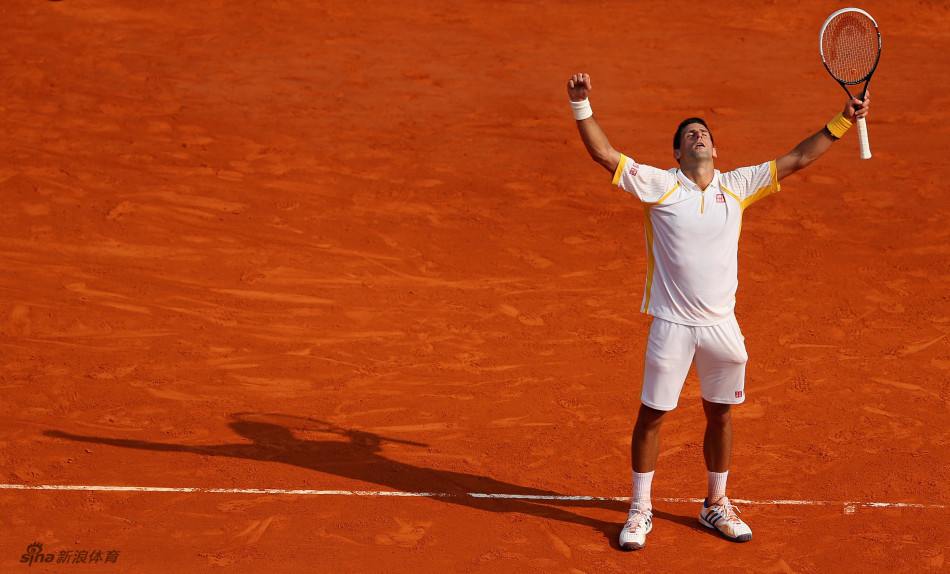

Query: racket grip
left=856, top=117, right=871, bottom=160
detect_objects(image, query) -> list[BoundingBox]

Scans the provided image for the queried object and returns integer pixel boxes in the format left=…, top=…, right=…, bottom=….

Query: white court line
left=0, top=484, right=945, bottom=510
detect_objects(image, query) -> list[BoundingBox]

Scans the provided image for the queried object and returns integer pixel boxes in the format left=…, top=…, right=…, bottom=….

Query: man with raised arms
left=566, top=72, right=869, bottom=550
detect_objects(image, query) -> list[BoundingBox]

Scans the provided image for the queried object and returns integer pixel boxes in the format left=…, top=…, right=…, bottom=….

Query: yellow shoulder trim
left=720, top=186, right=741, bottom=203
left=611, top=155, right=627, bottom=186
left=740, top=161, right=782, bottom=212
left=652, top=184, right=679, bottom=205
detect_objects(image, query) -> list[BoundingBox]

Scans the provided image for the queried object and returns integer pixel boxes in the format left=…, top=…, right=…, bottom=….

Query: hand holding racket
left=820, top=8, right=881, bottom=159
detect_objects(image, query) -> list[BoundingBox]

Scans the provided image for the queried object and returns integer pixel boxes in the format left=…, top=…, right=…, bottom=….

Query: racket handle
left=856, top=117, right=871, bottom=160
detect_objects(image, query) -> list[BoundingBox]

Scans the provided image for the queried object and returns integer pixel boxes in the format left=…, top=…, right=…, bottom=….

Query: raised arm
left=568, top=73, right=622, bottom=174
left=775, top=94, right=870, bottom=181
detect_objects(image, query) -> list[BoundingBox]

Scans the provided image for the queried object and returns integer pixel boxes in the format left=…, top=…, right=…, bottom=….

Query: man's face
left=675, top=123, right=717, bottom=163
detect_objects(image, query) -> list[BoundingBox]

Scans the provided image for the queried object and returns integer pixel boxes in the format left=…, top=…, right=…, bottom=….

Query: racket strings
left=822, top=14, right=878, bottom=84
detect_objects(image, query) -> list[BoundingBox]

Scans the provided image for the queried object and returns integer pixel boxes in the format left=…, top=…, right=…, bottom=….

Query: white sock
left=708, top=470, right=728, bottom=503
left=632, top=470, right=655, bottom=511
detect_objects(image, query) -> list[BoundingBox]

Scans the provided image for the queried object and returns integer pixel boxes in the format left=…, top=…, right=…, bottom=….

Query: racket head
left=231, top=412, right=344, bottom=433
left=820, top=8, right=881, bottom=87
left=229, top=412, right=429, bottom=447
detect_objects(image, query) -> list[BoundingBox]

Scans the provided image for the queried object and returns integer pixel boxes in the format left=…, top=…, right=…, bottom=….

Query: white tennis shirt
left=612, top=154, right=780, bottom=326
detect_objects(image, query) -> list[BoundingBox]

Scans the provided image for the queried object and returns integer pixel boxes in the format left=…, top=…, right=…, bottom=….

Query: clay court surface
left=2, top=0, right=949, bottom=571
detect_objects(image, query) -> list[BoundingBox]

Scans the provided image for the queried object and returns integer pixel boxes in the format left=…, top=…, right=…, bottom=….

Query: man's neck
left=679, top=162, right=715, bottom=191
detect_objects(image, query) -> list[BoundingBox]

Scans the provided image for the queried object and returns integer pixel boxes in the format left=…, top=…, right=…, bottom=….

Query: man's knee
left=702, top=400, right=732, bottom=427
left=635, top=404, right=667, bottom=432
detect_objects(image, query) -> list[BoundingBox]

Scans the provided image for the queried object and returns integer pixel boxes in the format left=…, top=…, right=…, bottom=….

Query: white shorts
left=641, top=315, right=748, bottom=411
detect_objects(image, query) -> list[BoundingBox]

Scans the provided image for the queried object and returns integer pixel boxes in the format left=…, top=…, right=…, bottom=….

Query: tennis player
left=566, top=72, right=869, bottom=550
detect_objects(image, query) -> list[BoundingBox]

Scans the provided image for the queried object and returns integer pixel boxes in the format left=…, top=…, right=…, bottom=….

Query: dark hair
left=673, top=117, right=714, bottom=149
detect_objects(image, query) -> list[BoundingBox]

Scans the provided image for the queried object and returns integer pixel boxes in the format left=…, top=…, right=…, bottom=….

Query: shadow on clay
left=44, top=412, right=710, bottom=549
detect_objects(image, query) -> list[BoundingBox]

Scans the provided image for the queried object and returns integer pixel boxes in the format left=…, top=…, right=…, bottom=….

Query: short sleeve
left=719, top=160, right=780, bottom=210
left=611, top=154, right=678, bottom=204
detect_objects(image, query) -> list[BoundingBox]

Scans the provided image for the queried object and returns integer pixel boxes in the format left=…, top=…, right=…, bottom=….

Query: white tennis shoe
left=699, top=496, right=752, bottom=542
left=619, top=504, right=653, bottom=550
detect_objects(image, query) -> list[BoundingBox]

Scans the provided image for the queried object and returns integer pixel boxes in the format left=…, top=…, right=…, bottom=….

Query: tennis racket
left=819, top=8, right=881, bottom=159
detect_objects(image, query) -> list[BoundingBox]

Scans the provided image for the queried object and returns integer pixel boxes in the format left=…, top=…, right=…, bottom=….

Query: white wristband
left=571, top=98, right=592, bottom=121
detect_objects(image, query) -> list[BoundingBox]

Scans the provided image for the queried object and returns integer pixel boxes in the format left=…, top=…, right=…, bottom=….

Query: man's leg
left=622, top=317, right=690, bottom=550
left=698, top=398, right=751, bottom=542
left=692, top=315, right=745, bottom=499
left=631, top=403, right=666, bottom=509
left=702, top=399, right=732, bottom=473
left=693, top=315, right=752, bottom=542
left=632, top=403, right=667, bottom=474
left=620, top=404, right=667, bottom=550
